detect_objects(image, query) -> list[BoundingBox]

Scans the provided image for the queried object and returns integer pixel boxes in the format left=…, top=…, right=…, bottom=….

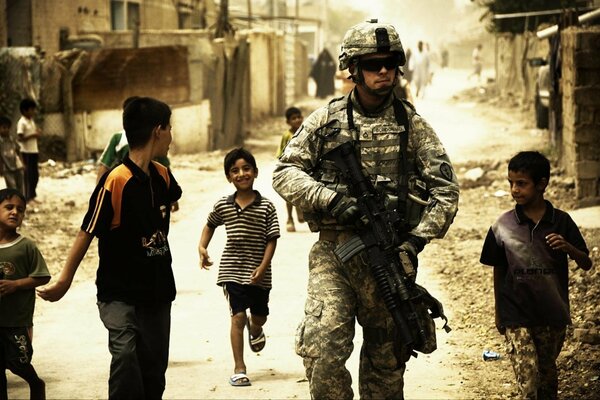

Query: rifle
left=323, top=141, right=449, bottom=358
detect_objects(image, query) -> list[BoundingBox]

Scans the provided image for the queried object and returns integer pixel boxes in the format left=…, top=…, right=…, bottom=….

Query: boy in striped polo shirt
left=198, top=147, right=280, bottom=387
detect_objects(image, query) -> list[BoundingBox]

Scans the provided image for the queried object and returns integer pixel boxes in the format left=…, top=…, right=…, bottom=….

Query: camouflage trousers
left=504, top=326, right=566, bottom=400
left=295, top=238, right=407, bottom=400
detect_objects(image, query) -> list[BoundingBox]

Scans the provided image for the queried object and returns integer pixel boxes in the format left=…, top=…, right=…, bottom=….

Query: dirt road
left=7, top=68, right=598, bottom=399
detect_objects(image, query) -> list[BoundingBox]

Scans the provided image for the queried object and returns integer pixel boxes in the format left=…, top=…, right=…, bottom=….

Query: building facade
left=2, top=0, right=209, bottom=54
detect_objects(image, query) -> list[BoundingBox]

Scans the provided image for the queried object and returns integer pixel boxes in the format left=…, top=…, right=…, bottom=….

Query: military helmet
left=338, top=19, right=406, bottom=70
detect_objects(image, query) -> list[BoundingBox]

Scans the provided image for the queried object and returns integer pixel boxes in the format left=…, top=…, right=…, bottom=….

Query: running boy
left=480, top=151, right=592, bottom=399
left=0, top=188, right=50, bottom=400
left=37, top=97, right=182, bottom=399
left=276, top=107, right=304, bottom=232
left=0, top=117, right=25, bottom=195
left=16, top=99, right=41, bottom=203
left=198, top=148, right=279, bottom=387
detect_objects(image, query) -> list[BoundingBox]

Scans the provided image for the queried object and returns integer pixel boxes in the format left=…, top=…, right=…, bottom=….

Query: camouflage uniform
left=505, top=327, right=566, bottom=400
left=273, top=86, right=459, bottom=399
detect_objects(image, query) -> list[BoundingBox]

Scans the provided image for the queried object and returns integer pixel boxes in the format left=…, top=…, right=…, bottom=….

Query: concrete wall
left=45, top=100, right=211, bottom=155
left=495, top=32, right=549, bottom=103
left=31, top=0, right=109, bottom=54
left=247, top=29, right=286, bottom=122
left=170, top=101, right=211, bottom=154
left=24, top=0, right=184, bottom=55
left=294, top=38, right=309, bottom=99
left=561, top=26, right=600, bottom=206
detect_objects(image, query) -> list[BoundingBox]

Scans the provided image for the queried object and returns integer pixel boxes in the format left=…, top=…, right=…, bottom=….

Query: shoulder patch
left=440, top=162, right=453, bottom=181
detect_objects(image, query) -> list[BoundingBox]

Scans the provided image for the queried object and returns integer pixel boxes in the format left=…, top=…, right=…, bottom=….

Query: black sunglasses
left=360, top=57, right=399, bottom=72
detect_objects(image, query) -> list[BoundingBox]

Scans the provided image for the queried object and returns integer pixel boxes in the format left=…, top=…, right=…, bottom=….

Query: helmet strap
left=349, top=60, right=363, bottom=84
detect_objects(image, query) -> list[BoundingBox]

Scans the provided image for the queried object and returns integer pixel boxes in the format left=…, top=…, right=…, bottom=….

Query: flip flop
left=246, top=317, right=266, bottom=353
left=229, top=372, right=251, bottom=387
left=249, top=329, right=266, bottom=352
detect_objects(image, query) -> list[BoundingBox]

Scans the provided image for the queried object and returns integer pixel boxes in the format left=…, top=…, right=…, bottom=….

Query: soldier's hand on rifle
left=328, top=193, right=360, bottom=225
left=398, top=235, right=427, bottom=268
left=398, top=241, right=417, bottom=259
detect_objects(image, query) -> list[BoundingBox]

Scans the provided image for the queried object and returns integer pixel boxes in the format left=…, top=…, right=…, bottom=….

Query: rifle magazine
left=334, top=235, right=366, bottom=262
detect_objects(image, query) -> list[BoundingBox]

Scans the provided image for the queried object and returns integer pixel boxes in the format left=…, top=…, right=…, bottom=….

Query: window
left=111, top=0, right=140, bottom=31
left=178, top=11, right=191, bottom=29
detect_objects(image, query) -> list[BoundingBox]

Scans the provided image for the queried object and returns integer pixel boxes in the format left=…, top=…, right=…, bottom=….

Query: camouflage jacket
left=272, top=90, right=459, bottom=242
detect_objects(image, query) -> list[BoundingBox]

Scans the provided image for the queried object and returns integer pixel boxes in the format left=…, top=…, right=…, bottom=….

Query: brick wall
left=561, top=26, right=600, bottom=206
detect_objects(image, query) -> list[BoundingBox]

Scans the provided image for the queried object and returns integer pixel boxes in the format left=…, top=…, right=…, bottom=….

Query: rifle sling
left=393, top=97, right=410, bottom=231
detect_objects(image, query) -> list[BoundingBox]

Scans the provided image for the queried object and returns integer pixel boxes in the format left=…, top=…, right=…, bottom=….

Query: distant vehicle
left=528, top=57, right=550, bottom=129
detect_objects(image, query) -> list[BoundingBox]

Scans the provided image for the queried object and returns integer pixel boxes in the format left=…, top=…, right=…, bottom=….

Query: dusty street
left=7, top=68, right=599, bottom=399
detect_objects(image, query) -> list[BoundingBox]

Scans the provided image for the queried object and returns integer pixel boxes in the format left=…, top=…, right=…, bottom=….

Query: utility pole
left=295, top=0, right=299, bottom=35
left=247, top=0, right=252, bottom=29
left=215, top=0, right=233, bottom=38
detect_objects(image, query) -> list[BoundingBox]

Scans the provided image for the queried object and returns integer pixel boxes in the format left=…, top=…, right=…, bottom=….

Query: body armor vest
left=304, top=93, right=428, bottom=232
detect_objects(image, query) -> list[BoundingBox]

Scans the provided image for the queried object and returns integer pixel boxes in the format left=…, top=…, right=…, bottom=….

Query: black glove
left=328, top=193, right=360, bottom=225
left=398, top=235, right=426, bottom=268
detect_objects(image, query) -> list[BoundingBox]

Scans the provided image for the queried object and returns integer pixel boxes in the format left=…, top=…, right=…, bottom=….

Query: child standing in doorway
left=480, top=151, right=593, bottom=399
left=276, top=107, right=304, bottom=232
left=0, top=188, right=50, bottom=400
left=198, top=148, right=280, bottom=387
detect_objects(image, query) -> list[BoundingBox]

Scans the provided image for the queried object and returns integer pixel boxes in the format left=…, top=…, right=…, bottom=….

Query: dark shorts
left=222, top=282, right=270, bottom=317
left=0, top=327, right=33, bottom=370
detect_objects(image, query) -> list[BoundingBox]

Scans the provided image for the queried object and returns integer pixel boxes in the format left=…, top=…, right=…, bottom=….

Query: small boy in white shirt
left=16, top=99, right=41, bottom=203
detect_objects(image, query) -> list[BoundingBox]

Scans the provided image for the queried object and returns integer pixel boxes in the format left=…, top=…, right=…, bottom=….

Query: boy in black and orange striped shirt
left=38, top=97, right=182, bottom=399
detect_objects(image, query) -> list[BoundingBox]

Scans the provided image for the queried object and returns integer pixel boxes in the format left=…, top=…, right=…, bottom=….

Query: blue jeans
left=98, top=301, right=171, bottom=400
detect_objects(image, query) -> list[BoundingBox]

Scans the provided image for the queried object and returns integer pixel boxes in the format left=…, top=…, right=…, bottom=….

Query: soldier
left=272, top=19, right=459, bottom=399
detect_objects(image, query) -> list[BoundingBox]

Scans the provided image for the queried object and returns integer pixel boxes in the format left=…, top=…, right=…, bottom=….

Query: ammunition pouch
left=362, top=282, right=450, bottom=359
left=410, top=283, right=451, bottom=354
left=406, top=177, right=429, bottom=229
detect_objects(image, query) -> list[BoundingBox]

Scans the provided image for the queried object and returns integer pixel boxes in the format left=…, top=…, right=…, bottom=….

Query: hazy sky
left=330, top=0, right=482, bottom=49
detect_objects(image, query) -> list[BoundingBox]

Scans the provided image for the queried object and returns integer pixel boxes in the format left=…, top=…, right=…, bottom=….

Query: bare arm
left=250, top=238, right=277, bottom=285
left=18, top=131, right=41, bottom=141
left=546, top=233, right=593, bottom=271
left=37, top=230, right=94, bottom=301
left=0, top=276, right=50, bottom=297
left=492, top=264, right=507, bottom=334
left=96, top=165, right=110, bottom=184
left=198, top=225, right=215, bottom=270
